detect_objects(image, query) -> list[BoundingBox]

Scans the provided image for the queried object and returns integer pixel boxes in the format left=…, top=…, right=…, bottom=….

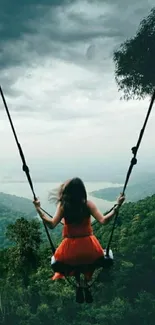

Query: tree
left=114, top=7, right=155, bottom=100
left=6, top=218, right=42, bottom=286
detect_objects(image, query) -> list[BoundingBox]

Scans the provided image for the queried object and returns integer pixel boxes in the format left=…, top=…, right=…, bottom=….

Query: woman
left=33, top=177, right=125, bottom=281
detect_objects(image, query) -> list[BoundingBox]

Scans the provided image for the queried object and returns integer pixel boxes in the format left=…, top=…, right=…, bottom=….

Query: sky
left=0, top=0, right=155, bottom=183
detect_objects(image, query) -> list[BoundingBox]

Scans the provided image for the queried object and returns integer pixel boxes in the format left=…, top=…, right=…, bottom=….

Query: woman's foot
left=76, top=286, right=84, bottom=303
left=84, top=288, right=93, bottom=303
left=51, top=272, right=65, bottom=280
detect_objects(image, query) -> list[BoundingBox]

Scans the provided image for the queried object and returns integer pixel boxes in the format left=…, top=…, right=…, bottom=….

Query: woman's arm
left=34, top=200, right=63, bottom=229
left=87, top=194, right=125, bottom=224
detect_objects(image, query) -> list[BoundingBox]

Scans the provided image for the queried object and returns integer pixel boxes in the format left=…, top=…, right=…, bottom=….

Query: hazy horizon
left=0, top=162, right=155, bottom=184
left=0, top=181, right=122, bottom=214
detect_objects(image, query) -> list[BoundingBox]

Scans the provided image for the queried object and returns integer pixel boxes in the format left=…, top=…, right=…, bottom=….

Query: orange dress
left=52, top=216, right=104, bottom=280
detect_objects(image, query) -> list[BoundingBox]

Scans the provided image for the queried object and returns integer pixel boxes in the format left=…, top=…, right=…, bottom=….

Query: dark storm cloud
left=1, top=0, right=153, bottom=68
left=0, top=0, right=154, bottom=62
left=0, top=0, right=71, bottom=67
left=0, top=0, right=154, bottom=101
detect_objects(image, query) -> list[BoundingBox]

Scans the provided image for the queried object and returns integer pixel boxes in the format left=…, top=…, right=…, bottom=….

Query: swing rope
left=0, top=85, right=56, bottom=253
left=105, top=89, right=155, bottom=256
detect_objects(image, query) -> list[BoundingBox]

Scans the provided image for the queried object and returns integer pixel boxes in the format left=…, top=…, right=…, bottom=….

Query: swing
left=51, top=248, right=114, bottom=277
left=0, top=85, right=155, bottom=303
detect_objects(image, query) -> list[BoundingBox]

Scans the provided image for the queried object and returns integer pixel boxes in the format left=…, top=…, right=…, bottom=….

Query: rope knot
left=22, top=164, right=29, bottom=173
left=131, top=146, right=137, bottom=155
left=131, top=157, right=137, bottom=165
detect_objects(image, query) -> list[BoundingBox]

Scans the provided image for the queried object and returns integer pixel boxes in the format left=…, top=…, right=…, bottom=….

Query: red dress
left=52, top=216, right=104, bottom=280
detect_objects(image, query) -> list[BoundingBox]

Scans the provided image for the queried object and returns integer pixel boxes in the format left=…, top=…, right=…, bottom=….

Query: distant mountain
left=0, top=192, right=62, bottom=248
left=0, top=192, right=36, bottom=217
left=91, top=175, right=155, bottom=202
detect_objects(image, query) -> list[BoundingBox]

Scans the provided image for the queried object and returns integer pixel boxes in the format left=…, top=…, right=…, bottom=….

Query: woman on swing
left=33, top=177, right=125, bottom=281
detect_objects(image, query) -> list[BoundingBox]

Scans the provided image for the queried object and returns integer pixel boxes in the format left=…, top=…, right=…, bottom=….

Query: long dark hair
left=50, top=178, right=90, bottom=224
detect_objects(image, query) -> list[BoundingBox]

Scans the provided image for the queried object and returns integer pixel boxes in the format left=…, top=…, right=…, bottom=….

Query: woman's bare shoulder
left=87, top=200, right=96, bottom=209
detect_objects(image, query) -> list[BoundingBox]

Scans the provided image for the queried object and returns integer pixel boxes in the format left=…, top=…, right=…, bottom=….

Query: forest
left=0, top=193, right=155, bottom=325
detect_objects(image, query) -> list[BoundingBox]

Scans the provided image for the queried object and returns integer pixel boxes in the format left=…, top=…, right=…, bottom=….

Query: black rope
left=0, top=85, right=57, bottom=253
left=106, top=89, right=155, bottom=256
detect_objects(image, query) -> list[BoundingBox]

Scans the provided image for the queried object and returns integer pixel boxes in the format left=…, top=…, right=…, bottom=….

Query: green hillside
left=0, top=192, right=61, bottom=248
left=0, top=196, right=37, bottom=248
left=0, top=192, right=36, bottom=217
left=0, top=194, right=155, bottom=324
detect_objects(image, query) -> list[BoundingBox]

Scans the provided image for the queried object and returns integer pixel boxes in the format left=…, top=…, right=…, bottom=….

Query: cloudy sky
left=0, top=0, right=155, bottom=183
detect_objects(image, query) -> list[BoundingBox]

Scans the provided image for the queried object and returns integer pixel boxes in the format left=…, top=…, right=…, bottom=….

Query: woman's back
left=63, top=215, right=93, bottom=238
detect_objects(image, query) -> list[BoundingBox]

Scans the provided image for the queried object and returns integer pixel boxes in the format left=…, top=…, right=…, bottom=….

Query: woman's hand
left=33, top=199, right=41, bottom=211
left=117, top=193, right=125, bottom=206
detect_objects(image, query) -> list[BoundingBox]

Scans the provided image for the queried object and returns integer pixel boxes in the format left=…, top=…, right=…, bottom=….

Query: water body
left=0, top=181, right=122, bottom=215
